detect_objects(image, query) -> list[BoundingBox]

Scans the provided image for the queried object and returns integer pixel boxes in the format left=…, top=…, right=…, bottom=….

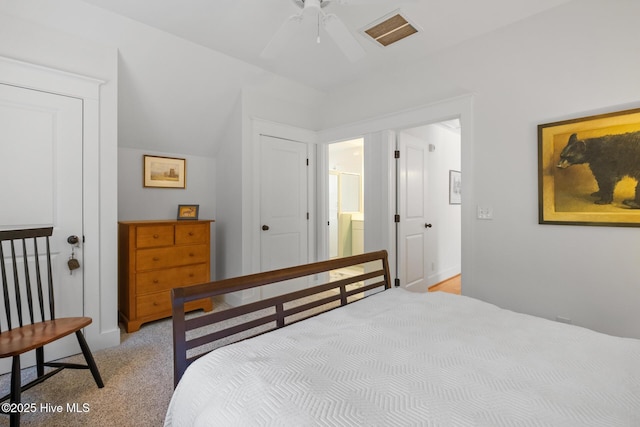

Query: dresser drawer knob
left=153, top=279, right=159, bottom=283
left=153, top=257, right=160, bottom=261
left=153, top=234, right=159, bottom=239
left=189, top=253, right=194, bottom=257
left=188, top=232, right=194, bottom=236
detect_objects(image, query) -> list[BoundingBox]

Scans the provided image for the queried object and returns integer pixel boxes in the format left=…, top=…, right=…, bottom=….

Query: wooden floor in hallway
left=428, top=274, right=461, bottom=295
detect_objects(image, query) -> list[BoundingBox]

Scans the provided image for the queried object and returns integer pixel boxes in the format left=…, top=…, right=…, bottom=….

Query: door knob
left=262, top=225, right=270, bottom=231
left=425, top=223, right=432, bottom=228
left=67, top=235, right=80, bottom=245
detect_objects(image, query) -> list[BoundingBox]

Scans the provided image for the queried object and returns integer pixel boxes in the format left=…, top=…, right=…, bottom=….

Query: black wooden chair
left=0, top=227, right=104, bottom=426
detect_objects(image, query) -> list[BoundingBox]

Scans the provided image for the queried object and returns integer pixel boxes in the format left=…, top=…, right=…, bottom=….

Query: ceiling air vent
left=363, top=12, right=419, bottom=47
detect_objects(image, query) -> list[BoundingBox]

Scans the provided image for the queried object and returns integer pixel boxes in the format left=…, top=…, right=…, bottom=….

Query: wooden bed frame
left=171, top=250, right=391, bottom=386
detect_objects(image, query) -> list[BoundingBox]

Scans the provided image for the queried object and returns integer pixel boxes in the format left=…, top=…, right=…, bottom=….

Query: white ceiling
left=78, top=0, right=572, bottom=92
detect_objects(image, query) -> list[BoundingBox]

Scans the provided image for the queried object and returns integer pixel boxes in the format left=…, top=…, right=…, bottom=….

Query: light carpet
left=0, top=296, right=230, bottom=427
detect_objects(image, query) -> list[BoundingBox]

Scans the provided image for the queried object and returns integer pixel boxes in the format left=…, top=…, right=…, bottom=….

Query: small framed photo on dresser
left=177, top=204, right=199, bottom=220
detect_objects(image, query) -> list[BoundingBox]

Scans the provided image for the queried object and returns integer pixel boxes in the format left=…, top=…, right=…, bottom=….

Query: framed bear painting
left=538, top=107, right=640, bottom=227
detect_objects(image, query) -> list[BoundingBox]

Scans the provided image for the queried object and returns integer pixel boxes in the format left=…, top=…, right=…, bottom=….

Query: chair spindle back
left=0, top=227, right=56, bottom=333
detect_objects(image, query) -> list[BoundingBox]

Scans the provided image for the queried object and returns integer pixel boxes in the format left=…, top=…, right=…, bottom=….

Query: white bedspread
left=165, top=289, right=640, bottom=426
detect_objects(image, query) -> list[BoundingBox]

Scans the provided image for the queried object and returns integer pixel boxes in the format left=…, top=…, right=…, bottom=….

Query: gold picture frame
left=538, top=107, right=640, bottom=227
left=177, top=204, right=199, bottom=220
left=143, top=155, right=186, bottom=189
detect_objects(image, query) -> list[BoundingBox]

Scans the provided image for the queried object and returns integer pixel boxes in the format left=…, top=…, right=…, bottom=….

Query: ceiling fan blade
left=322, top=14, right=366, bottom=62
left=260, top=14, right=304, bottom=60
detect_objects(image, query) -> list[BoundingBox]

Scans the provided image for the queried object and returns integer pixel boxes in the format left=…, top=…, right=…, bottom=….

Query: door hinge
left=394, top=150, right=400, bottom=159
left=394, top=214, right=400, bottom=223
left=394, top=278, right=400, bottom=287
left=307, top=212, right=310, bottom=220
left=306, top=158, right=309, bottom=166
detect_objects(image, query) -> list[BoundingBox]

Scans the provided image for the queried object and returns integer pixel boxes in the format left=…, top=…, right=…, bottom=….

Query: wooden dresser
left=118, top=219, right=214, bottom=332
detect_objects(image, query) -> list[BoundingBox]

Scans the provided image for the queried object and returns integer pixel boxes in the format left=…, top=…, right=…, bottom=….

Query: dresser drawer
left=137, top=291, right=172, bottom=318
left=136, top=244, right=208, bottom=270
left=136, top=264, right=209, bottom=295
left=136, top=225, right=174, bottom=248
left=136, top=291, right=212, bottom=319
left=175, top=223, right=208, bottom=245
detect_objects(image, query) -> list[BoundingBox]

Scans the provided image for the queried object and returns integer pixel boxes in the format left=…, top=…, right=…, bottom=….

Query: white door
left=0, top=83, right=84, bottom=373
left=260, top=135, right=309, bottom=298
left=397, top=131, right=431, bottom=292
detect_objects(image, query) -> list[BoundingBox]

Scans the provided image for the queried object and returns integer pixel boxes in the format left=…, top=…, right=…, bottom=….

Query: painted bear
left=556, top=131, right=640, bottom=208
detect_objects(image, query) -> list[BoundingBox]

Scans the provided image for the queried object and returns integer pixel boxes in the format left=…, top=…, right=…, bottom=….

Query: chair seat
left=0, top=317, right=92, bottom=357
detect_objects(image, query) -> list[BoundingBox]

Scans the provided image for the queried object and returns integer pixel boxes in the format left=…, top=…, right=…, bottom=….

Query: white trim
left=0, top=55, right=119, bottom=349
left=0, top=56, right=103, bottom=99
left=316, top=144, right=330, bottom=261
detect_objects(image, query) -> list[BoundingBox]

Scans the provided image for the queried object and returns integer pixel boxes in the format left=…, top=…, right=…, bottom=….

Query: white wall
left=323, top=0, right=640, bottom=338
left=215, top=97, right=243, bottom=280
left=329, top=141, right=364, bottom=175
left=118, top=148, right=216, bottom=222
left=0, top=0, right=268, bottom=158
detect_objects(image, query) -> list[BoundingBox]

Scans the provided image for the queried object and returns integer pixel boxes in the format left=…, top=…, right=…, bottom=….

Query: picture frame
left=177, top=204, right=199, bottom=220
left=449, top=170, right=461, bottom=205
left=143, top=155, right=186, bottom=189
left=538, top=107, right=640, bottom=227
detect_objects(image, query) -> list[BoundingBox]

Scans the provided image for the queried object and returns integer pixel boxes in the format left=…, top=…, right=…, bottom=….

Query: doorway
left=328, top=138, right=364, bottom=282
left=396, top=119, right=461, bottom=291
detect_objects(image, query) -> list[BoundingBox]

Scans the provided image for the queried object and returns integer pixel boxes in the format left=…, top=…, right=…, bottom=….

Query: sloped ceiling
left=79, top=0, right=572, bottom=92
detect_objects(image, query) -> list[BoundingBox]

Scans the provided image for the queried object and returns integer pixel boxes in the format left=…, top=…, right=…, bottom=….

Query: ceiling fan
left=261, top=0, right=408, bottom=62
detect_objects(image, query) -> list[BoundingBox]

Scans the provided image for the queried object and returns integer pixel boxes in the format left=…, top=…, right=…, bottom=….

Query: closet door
left=0, top=83, right=84, bottom=372
left=259, top=134, right=309, bottom=298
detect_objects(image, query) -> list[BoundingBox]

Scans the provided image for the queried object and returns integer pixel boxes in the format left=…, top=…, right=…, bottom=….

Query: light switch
left=477, top=205, right=493, bottom=220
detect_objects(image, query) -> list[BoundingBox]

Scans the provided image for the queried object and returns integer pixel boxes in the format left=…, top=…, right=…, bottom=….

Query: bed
left=165, top=251, right=640, bottom=426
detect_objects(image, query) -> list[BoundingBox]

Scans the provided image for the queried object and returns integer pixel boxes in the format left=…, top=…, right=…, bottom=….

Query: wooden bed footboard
left=171, top=250, right=391, bottom=386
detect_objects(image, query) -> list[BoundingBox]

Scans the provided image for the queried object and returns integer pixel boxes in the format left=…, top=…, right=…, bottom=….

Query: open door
left=395, top=121, right=462, bottom=292
left=396, top=131, right=431, bottom=292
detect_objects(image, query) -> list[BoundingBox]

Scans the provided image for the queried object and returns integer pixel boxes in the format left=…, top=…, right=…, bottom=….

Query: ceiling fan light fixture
left=292, top=0, right=331, bottom=11
left=301, top=0, right=323, bottom=16
left=363, top=11, right=419, bottom=47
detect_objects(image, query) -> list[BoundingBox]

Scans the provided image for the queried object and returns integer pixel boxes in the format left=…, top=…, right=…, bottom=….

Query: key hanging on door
left=68, top=246, right=80, bottom=274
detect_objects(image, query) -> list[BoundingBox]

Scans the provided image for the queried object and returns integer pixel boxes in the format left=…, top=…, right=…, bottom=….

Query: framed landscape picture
left=143, top=155, right=186, bottom=189
left=538, top=107, right=640, bottom=227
